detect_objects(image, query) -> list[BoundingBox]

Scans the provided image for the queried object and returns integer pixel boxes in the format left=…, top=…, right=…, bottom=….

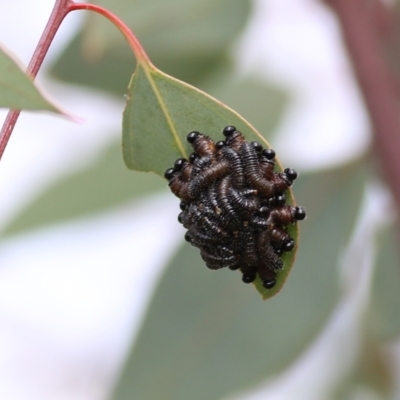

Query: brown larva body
left=164, top=126, right=306, bottom=289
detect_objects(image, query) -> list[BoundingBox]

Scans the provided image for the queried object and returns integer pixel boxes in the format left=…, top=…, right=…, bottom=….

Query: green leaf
left=122, top=61, right=297, bottom=299
left=123, top=64, right=285, bottom=174
left=367, top=223, right=400, bottom=340
left=0, top=45, right=60, bottom=112
left=208, top=76, right=288, bottom=142
left=88, top=0, right=251, bottom=54
left=112, top=162, right=367, bottom=400
left=50, top=0, right=251, bottom=93
left=3, top=141, right=165, bottom=236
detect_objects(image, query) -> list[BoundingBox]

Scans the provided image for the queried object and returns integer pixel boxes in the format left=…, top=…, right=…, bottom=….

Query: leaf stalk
left=325, top=0, right=400, bottom=218
left=0, top=1, right=152, bottom=161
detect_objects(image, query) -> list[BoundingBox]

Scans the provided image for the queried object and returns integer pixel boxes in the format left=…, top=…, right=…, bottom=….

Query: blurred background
left=0, top=0, right=399, bottom=399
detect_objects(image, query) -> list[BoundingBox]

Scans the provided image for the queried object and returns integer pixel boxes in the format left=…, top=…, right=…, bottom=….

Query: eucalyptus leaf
left=123, top=64, right=285, bottom=175
left=50, top=0, right=251, bottom=93
left=122, top=61, right=296, bottom=299
left=112, top=162, right=367, bottom=400
left=3, top=142, right=165, bottom=236
left=0, top=45, right=60, bottom=112
left=208, top=75, right=288, bottom=143
left=87, top=0, right=250, bottom=53
left=367, top=224, right=400, bottom=340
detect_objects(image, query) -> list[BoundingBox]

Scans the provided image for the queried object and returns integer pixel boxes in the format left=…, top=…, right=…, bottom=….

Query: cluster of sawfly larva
left=164, top=126, right=306, bottom=289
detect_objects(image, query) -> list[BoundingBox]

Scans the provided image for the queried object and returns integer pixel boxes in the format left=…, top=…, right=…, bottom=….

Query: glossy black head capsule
left=269, top=194, right=286, bottom=207
left=189, top=153, right=197, bottom=163
left=184, top=232, right=192, bottom=243
left=284, top=168, right=298, bottom=181
left=261, top=148, right=276, bottom=160
left=262, top=278, right=276, bottom=289
left=242, top=273, right=256, bottom=284
left=251, top=141, right=262, bottom=152
left=215, top=141, right=226, bottom=150
left=281, top=172, right=292, bottom=186
left=223, top=125, right=237, bottom=137
left=275, top=194, right=286, bottom=206
left=259, top=206, right=269, bottom=215
left=179, top=201, right=187, bottom=211
left=174, top=158, right=187, bottom=171
left=187, top=131, right=200, bottom=143
left=293, top=206, right=306, bottom=220
left=284, top=239, right=295, bottom=252
left=164, top=168, right=175, bottom=180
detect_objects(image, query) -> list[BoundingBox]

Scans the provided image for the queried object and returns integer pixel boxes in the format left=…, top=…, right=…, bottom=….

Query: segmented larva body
left=164, top=126, right=306, bottom=289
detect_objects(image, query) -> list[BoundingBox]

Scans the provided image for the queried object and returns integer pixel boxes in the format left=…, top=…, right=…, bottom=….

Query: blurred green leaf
left=209, top=75, right=288, bottom=142
left=51, top=0, right=251, bottom=93
left=122, top=61, right=296, bottom=298
left=111, top=161, right=367, bottom=400
left=3, top=141, right=165, bottom=236
left=367, top=223, right=400, bottom=340
left=90, top=0, right=251, bottom=51
left=50, top=34, right=135, bottom=96
left=0, top=45, right=60, bottom=112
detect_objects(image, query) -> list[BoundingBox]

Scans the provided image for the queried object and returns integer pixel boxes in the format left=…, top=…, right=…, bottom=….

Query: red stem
left=325, top=0, right=400, bottom=215
left=0, top=0, right=73, bottom=161
left=0, top=1, right=152, bottom=162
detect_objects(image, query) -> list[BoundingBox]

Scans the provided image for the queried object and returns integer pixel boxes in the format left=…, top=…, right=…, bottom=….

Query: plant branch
left=325, top=0, right=400, bottom=216
left=0, top=0, right=73, bottom=161
left=0, top=1, right=153, bottom=162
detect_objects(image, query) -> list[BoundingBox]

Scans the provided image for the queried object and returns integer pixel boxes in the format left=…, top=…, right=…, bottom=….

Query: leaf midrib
left=140, top=62, right=187, bottom=158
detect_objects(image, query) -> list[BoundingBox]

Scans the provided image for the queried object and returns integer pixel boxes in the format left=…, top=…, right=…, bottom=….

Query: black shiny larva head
left=184, top=232, right=192, bottom=243
left=187, top=131, right=200, bottom=143
left=294, top=206, right=306, bottom=220
left=164, top=168, right=175, bottom=180
left=275, top=194, right=286, bottom=206
left=179, top=201, right=187, bottom=211
left=251, top=141, right=262, bottom=152
left=189, top=153, right=197, bottom=163
left=174, top=158, right=187, bottom=171
left=262, top=278, right=276, bottom=289
left=242, top=274, right=256, bottom=284
left=280, top=172, right=292, bottom=186
left=178, top=212, right=184, bottom=224
left=216, top=141, right=225, bottom=150
left=284, top=239, right=295, bottom=252
left=223, top=125, right=237, bottom=137
left=284, top=168, right=298, bottom=181
left=261, top=148, right=275, bottom=160
left=259, top=206, right=269, bottom=215
left=269, top=194, right=286, bottom=207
